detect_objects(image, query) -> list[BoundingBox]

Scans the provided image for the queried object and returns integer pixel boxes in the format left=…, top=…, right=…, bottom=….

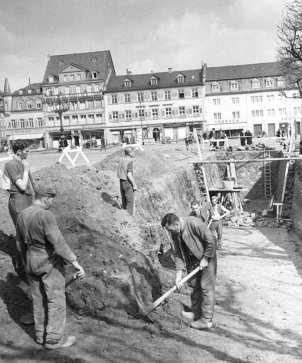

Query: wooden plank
left=189, top=157, right=301, bottom=164
left=201, top=166, right=210, bottom=201
left=193, top=128, right=202, bottom=160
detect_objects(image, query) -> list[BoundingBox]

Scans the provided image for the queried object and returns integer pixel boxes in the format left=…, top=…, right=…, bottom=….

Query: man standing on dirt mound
left=117, top=146, right=138, bottom=216
left=16, top=188, right=85, bottom=349
left=161, top=213, right=217, bottom=330
left=3, top=141, right=35, bottom=278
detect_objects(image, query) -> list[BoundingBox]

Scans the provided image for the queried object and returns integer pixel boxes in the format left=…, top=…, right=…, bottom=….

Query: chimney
left=201, top=62, right=207, bottom=83
left=28, top=77, right=31, bottom=85
left=168, top=68, right=172, bottom=73
left=151, top=70, right=154, bottom=74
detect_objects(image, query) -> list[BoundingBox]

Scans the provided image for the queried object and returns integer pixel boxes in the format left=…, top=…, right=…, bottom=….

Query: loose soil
left=0, top=144, right=302, bottom=362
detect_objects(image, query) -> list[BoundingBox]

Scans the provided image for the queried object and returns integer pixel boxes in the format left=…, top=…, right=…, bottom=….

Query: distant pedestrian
left=240, top=131, right=246, bottom=147
left=219, top=130, right=226, bottom=149
left=3, top=141, right=34, bottom=279
left=245, top=130, right=253, bottom=148
left=100, top=138, right=107, bottom=152
left=117, top=147, right=138, bottom=216
left=16, top=188, right=85, bottom=349
left=209, top=128, right=217, bottom=150
left=209, top=195, right=230, bottom=250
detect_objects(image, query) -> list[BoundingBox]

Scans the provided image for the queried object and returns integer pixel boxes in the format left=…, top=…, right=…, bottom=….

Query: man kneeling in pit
left=161, top=213, right=217, bottom=330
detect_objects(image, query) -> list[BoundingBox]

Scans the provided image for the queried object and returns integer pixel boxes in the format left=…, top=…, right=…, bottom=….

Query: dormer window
left=28, top=90, right=32, bottom=94
left=265, top=78, right=274, bottom=88
left=19, top=90, right=23, bottom=95
left=124, top=79, right=131, bottom=87
left=251, top=79, right=260, bottom=89
left=277, top=78, right=285, bottom=88
left=48, top=75, right=54, bottom=83
left=18, top=102, right=23, bottom=110
left=91, top=57, right=97, bottom=63
left=150, top=77, right=158, bottom=86
left=177, top=74, right=185, bottom=83
left=211, top=82, right=220, bottom=92
left=92, top=71, right=97, bottom=79
left=230, top=81, right=239, bottom=91
left=59, top=60, right=64, bottom=66
left=63, top=75, right=68, bottom=82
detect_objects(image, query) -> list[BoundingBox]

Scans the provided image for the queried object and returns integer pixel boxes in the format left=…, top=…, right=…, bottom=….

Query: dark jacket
left=171, top=217, right=216, bottom=271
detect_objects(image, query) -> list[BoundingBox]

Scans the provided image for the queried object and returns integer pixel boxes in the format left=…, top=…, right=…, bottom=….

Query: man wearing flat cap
left=16, top=187, right=85, bottom=349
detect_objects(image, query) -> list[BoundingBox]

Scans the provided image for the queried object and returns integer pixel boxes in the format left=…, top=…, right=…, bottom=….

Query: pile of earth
left=0, top=146, right=200, bottom=324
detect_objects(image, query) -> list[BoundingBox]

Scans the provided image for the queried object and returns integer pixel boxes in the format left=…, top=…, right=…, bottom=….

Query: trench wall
left=194, top=151, right=282, bottom=201
left=292, top=160, right=302, bottom=236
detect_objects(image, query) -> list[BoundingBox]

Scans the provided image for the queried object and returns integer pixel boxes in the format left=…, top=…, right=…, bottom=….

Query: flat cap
left=35, top=187, right=57, bottom=199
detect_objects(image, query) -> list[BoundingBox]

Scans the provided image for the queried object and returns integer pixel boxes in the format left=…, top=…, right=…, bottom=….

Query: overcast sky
left=0, top=0, right=284, bottom=91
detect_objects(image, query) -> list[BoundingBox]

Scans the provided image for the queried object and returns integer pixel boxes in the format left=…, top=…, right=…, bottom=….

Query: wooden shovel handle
left=146, top=266, right=200, bottom=314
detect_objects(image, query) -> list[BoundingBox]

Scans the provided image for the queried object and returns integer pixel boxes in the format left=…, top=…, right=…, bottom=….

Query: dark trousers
left=8, top=193, right=32, bottom=278
left=210, top=220, right=223, bottom=247
left=120, top=180, right=134, bottom=216
left=27, top=254, right=66, bottom=342
left=188, top=256, right=217, bottom=322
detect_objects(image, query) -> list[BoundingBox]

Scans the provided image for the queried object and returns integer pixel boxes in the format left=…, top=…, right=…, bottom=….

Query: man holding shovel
left=161, top=213, right=216, bottom=330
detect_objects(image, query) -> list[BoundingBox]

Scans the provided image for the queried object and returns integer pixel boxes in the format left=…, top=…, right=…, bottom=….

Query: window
left=125, top=110, right=132, bottom=120
left=179, top=106, right=185, bottom=116
left=29, top=118, right=33, bottom=127
left=28, top=90, right=32, bottom=94
left=72, top=115, right=78, bottom=121
left=230, top=81, right=238, bottom=91
left=76, top=86, right=81, bottom=94
left=124, top=79, right=131, bottom=87
left=79, top=101, right=85, bottom=110
left=124, top=93, right=131, bottom=103
left=20, top=119, right=25, bottom=128
left=251, top=79, right=260, bottom=89
left=165, top=107, right=172, bottom=117
left=213, top=113, right=221, bottom=120
left=70, top=74, right=74, bottom=81
left=63, top=75, right=68, bottom=82
left=91, top=57, right=97, bottom=63
left=252, top=110, right=263, bottom=117
left=279, top=108, right=287, bottom=116
left=138, top=92, right=144, bottom=102
left=267, top=109, right=275, bottom=116
left=165, top=90, right=171, bottom=100
left=150, top=78, right=158, bottom=86
left=77, top=74, right=81, bottom=81
left=80, top=115, right=86, bottom=122
left=11, top=120, right=16, bottom=128
left=112, top=94, right=118, bottom=104
left=38, top=118, right=43, bottom=127
left=138, top=109, right=145, bottom=118
left=65, top=86, right=69, bottom=95
left=213, top=98, right=220, bottom=105
left=151, top=91, right=157, bottom=101
left=36, top=101, right=42, bottom=109
left=231, top=97, right=239, bottom=104
left=94, top=84, right=100, bottom=92
left=211, top=83, right=220, bottom=92
left=192, top=88, right=199, bottom=98
left=92, top=72, right=97, bottom=79
left=27, top=102, right=33, bottom=109
left=277, top=78, right=285, bottom=88
left=48, top=75, right=54, bottom=83
left=265, top=78, right=274, bottom=88
left=193, top=105, right=199, bottom=114
left=152, top=108, right=158, bottom=118
left=267, top=94, right=274, bottom=101
left=178, top=89, right=185, bottom=99
left=18, top=103, right=23, bottom=110
left=232, top=111, right=240, bottom=119
left=177, top=75, right=185, bottom=83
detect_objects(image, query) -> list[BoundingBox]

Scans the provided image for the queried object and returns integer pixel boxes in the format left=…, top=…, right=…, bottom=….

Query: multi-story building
left=0, top=91, right=6, bottom=144
left=205, top=62, right=302, bottom=138
left=3, top=78, right=45, bottom=148
left=42, top=51, right=115, bottom=148
left=104, top=66, right=206, bottom=144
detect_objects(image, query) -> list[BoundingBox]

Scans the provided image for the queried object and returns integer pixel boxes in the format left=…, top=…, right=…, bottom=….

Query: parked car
left=84, top=140, right=97, bottom=148
left=162, top=136, right=172, bottom=144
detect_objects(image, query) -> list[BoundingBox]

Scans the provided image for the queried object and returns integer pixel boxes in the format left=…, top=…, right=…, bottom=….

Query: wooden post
left=193, top=128, right=202, bottom=161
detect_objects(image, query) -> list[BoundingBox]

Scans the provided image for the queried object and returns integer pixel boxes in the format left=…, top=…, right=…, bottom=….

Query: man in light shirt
left=209, top=195, right=230, bottom=250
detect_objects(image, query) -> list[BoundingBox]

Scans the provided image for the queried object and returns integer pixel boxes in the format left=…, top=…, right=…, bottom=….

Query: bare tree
left=278, top=0, right=302, bottom=97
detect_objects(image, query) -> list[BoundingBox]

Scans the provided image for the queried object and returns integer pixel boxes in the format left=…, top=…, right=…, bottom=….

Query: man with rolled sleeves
left=16, top=188, right=85, bottom=349
left=161, top=213, right=217, bottom=330
left=3, top=141, right=34, bottom=279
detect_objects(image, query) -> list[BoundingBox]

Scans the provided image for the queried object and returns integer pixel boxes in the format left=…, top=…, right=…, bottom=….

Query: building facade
left=104, top=66, right=206, bottom=144
left=3, top=79, right=46, bottom=148
left=0, top=91, right=6, bottom=144
left=205, top=62, right=302, bottom=138
left=42, top=51, right=115, bottom=148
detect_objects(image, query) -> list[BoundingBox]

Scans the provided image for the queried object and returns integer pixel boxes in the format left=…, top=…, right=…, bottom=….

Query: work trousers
left=188, top=255, right=217, bottom=322
left=27, top=253, right=66, bottom=342
left=9, top=193, right=32, bottom=278
left=120, top=180, right=134, bottom=216
left=210, top=220, right=223, bottom=248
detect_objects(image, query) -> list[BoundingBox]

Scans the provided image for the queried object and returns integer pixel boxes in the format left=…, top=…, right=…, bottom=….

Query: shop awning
left=9, top=133, right=44, bottom=140
left=207, top=124, right=245, bottom=131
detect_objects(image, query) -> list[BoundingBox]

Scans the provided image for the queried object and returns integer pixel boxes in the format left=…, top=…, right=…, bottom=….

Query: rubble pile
left=224, top=211, right=256, bottom=227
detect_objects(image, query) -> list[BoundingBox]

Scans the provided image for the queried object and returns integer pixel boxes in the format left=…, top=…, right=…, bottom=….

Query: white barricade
left=58, top=146, right=90, bottom=167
